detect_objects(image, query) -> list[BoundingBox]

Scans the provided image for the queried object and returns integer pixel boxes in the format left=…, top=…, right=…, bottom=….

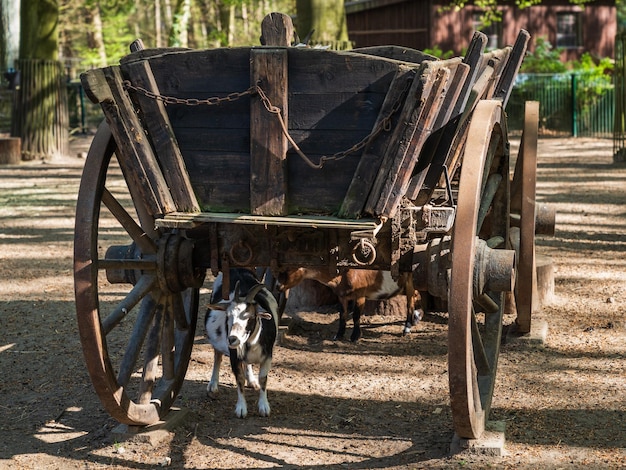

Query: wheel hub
left=105, top=233, right=205, bottom=292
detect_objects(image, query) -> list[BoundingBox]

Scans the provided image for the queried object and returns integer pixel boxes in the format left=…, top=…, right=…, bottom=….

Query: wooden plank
left=81, top=67, right=177, bottom=218
left=124, top=59, right=200, bottom=212
left=155, top=211, right=381, bottom=230
left=493, top=30, right=531, bottom=107
left=404, top=61, right=470, bottom=201
left=287, top=49, right=400, bottom=93
left=364, top=62, right=451, bottom=218
left=287, top=153, right=361, bottom=214
left=183, top=151, right=250, bottom=212
left=338, top=65, right=417, bottom=218
left=250, top=48, right=288, bottom=216
left=351, top=45, right=436, bottom=64
left=409, top=32, right=488, bottom=205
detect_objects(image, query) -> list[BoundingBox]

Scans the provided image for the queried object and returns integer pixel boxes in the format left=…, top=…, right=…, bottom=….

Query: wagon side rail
left=410, top=30, right=530, bottom=206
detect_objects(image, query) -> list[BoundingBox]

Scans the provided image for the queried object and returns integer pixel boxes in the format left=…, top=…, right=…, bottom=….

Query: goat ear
left=257, top=311, right=273, bottom=320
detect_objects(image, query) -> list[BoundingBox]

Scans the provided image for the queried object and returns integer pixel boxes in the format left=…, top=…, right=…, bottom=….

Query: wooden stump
left=0, top=137, right=21, bottom=164
left=285, top=279, right=338, bottom=310
left=536, top=254, right=555, bottom=308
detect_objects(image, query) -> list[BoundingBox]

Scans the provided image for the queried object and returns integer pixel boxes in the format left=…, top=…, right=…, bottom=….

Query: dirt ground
left=0, top=134, right=625, bottom=469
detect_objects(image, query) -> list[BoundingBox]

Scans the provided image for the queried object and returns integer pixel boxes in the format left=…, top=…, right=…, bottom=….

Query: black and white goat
left=205, top=269, right=279, bottom=418
left=276, top=268, right=423, bottom=342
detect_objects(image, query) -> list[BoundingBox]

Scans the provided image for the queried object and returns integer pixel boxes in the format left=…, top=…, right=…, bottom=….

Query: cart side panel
left=285, top=49, right=402, bottom=215
left=120, top=47, right=406, bottom=216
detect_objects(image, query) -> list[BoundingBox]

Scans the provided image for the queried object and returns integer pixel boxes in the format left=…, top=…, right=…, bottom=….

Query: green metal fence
left=613, top=32, right=626, bottom=160
left=507, top=72, right=614, bottom=138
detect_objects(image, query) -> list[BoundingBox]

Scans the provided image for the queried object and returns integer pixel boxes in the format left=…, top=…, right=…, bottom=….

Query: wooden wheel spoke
left=102, top=187, right=157, bottom=255
left=477, top=173, right=503, bottom=232
left=470, top=308, right=491, bottom=376
left=139, top=294, right=166, bottom=404
left=102, top=274, right=157, bottom=335
left=117, top=294, right=158, bottom=387
left=170, top=291, right=189, bottom=330
left=161, top=295, right=176, bottom=382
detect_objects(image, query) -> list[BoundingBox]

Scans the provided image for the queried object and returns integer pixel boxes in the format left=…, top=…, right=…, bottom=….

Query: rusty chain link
left=124, top=79, right=409, bottom=170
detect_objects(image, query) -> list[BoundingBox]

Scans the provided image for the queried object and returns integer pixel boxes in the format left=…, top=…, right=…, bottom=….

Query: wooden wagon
left=74, top=12, right=552, bottom=439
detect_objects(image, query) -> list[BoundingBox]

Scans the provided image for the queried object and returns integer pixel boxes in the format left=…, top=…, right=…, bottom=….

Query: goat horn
left=245, top=283, right=265, bottom=304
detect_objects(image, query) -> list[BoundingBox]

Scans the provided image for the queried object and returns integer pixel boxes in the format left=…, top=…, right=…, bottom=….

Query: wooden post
left=249, top=13, right=292, bottom=216
left=250, top=49, right=289, bottom=216
left=0, top=137, right=21, bottom=164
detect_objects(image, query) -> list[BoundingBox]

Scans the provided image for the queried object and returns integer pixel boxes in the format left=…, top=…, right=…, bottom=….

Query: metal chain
left=124, top=79, right=409, bottom=170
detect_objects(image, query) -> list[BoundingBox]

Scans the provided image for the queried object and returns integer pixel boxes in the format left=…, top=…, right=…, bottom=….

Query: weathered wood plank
left=138, top=48, right=252, bottom=94
left=250, top=48, right=289, bottom=216
left=408, top=32, right=489, bottom=205
left=493, top=30, right=530, bottom=108
left=338, top=65, right=417, bottom=218
left=351, top=45, right=436, bottom=64
left=287, top=153, right=361, bottom=214
left=124, top=59, right=200, bottom=212
left=184, top=151, right=250, bottom=212
left=364, top=62, right=451, bottom=218
left=81, top=67, right=177, bottom=218
left=156, top=211, right=381, bottom=230
left=287, top=49, right=400, bottom=93
left=260, top=12, right=294, bottom=46
left=404, top=61, right=469, bottom=201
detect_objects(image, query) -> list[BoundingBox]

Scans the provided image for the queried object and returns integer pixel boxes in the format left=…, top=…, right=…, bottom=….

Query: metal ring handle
left=229, top=240, right=254, bottom=266
left=352, top=239, right=377, bottom=266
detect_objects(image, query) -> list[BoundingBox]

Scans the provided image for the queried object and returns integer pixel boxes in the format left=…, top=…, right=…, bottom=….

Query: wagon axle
left=413, top=235, right=515, bottom=302
left=104, top=233, right=205, bottom=293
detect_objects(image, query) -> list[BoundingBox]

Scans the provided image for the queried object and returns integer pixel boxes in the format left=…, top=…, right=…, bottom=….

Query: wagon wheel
left=448, top=100, right=511, bottom=439
left=74, top=122, right=202, bottom=425
left=510, top=101, right=540, bottom=333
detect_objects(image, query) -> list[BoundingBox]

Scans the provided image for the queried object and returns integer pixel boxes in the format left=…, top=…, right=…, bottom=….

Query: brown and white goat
left=276, top=268, right=423, bottom=342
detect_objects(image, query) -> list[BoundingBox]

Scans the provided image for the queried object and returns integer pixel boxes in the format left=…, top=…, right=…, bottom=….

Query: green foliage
left=445, top=0, right=593, bottom=26
left=58, top=0, right=296, bottom=69
left=422, top=45, right=455, bottom=59
left=511, top=39, right=614, bottom=136
left=520, top=37, right=568, bottom=73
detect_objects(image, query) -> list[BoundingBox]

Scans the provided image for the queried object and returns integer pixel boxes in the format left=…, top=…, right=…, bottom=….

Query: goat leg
left=257, top=357, right=272, bottom=417
left=207, top=350, right=222, bottom=395
left=333, top=299, right=350, bottom=340
left=245, top=364, right=260, bottom=390
left=350, top=298, right=365, bottom=342
left=230, top=357, right=248, bottom=418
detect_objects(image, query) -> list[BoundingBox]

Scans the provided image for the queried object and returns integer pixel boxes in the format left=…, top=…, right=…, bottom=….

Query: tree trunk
left=13, top=59, right=68, bottom=160
left=295, top=0, right=352, bottom=50
left=168, top=0, right=190, bottom=47
left=84, top=2, right=107, bottom=66
left=1, top=0, right=20, bottom=71
left=14, top=0, right=68, bottom=161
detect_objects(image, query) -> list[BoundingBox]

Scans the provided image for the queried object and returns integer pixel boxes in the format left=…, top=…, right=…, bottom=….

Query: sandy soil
left=0, top=135, right=624, bottom=469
